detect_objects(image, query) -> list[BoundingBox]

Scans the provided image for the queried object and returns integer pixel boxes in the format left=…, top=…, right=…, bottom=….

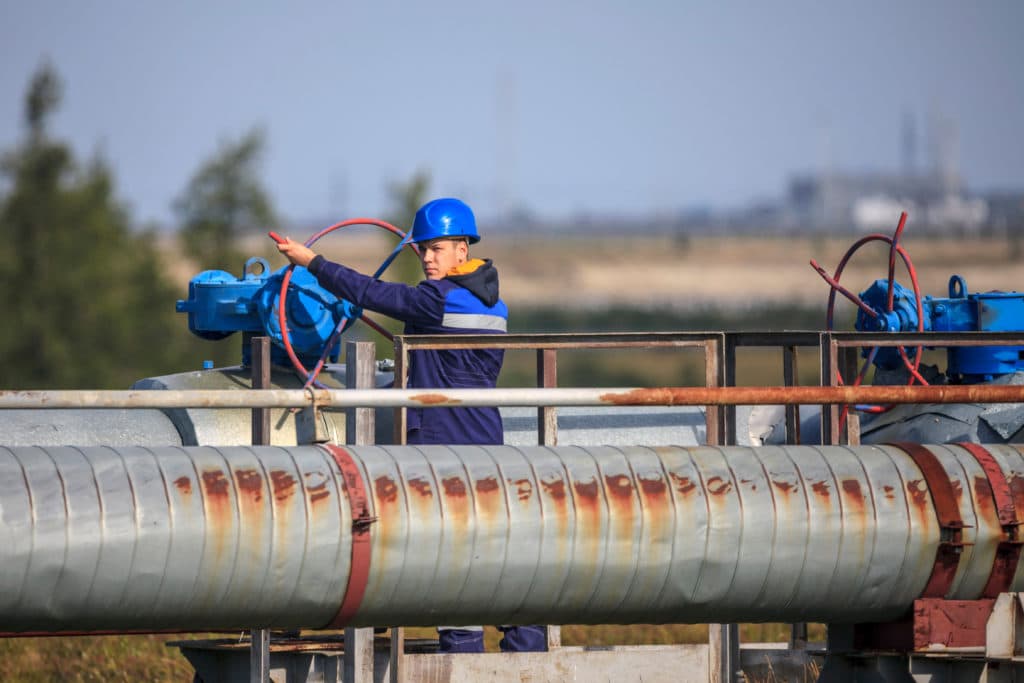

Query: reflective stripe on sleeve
left=442, top=313, right=508, bottom=332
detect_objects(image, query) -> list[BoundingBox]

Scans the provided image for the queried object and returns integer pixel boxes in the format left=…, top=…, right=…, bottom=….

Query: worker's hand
left=276, top=237, right=318, bottom=268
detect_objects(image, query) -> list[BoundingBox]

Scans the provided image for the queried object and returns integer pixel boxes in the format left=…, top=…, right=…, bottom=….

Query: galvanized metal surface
left=3, top=444, right=1024, bottom=633
left=0, top=408, right=183, bottom=446
left=0, top=445, right=352, bottom=632
left=500, top=406, right=707, bottom=446
left=130, top=364, right=395, bottom=446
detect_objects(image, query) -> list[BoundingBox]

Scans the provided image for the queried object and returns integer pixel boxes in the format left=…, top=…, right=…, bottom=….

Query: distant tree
left=0, top=63, right=195, bottom=388
left=174, top=128, right=276, bottom=272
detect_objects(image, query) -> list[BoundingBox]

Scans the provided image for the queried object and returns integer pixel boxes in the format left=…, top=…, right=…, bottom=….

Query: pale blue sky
left=2, top=1, right=1022, bottom=226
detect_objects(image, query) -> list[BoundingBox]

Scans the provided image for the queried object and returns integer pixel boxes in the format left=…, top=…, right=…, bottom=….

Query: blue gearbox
left=855, top=275, right=1024, bottom=383
left=176, top=257, right=353, bottom=366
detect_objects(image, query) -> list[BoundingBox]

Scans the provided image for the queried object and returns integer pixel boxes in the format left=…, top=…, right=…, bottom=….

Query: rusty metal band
left=958, top=442, right=1023, bottom=598
left=891, top=442, right=965, bottom=599
left=321, top=444, right=375, bottom=628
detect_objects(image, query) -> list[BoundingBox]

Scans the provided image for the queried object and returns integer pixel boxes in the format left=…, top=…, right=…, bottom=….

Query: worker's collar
left=446, top=258, right=486, bottom=277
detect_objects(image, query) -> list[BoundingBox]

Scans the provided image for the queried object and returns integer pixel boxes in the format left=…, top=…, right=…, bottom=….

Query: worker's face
left=419, top=238, right=468, bottom=280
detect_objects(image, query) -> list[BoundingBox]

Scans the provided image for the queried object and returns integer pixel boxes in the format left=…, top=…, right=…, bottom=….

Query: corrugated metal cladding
left=1, top=444, right=1022, bottom=633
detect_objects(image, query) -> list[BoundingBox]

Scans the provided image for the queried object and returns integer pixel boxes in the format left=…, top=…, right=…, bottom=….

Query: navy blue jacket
left=308, top=256, right=508, bottom=445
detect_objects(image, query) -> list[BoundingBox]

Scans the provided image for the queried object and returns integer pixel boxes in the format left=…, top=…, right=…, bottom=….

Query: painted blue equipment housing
left=855, top=275, right=1024, bottom=382
left=176, top=257, right=348, bottom=367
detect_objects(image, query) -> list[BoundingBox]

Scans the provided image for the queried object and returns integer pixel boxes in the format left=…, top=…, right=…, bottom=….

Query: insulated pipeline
left=1, top=443, right=1023, bottom=634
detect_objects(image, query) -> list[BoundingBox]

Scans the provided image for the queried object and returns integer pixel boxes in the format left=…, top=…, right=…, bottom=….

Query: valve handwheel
left=809, top=211, right=928, bottom=426
left=273, top=219, right=420, bottom=388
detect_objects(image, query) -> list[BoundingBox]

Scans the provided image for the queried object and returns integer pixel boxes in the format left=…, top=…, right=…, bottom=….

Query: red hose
left=276, top=218, right=419, bottom=386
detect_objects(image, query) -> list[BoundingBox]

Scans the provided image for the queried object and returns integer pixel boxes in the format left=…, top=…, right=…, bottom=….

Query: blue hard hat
left=411, top=198, right=480, bottom=244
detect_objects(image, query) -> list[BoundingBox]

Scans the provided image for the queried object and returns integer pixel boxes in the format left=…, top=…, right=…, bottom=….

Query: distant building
left=785, top=169, right=989, bottom=233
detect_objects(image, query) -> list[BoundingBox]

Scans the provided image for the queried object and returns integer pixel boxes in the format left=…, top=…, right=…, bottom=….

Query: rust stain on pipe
left=638, top=475, right=667, bottom=497
left=441, top=477, right=466, bottom=497
left=773, top=480, right=795, bottom=495
left=605, top=474, right=634, bottom=499
left=574, top=479, right=599, bottom=500
left=235, top=469, right=263, bottom=502
left=375, top=476, right=398, bottom=504
left=541, top=478, right=567, bottom=500
left=410, top=393, right=459, bottom=405
left=841, top=479, right=865, bottom=514
left=202, top=470, right=230, bottom=497
left=509, top=478, right=532, bottom=501
left=670, top=473, right=697, bottom=496
left=173, top=476, right=192, bottom=496
left=706, top=476, right=732, bottom=496
left=271, top=471, right=297, bottom=502
left=408, top=477, right=433, bottom=498
left=475, top=477, right=499, bottom=494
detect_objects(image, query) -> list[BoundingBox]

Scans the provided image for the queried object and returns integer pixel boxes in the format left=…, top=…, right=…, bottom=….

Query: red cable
left=275, top=218, right=418, bottom=386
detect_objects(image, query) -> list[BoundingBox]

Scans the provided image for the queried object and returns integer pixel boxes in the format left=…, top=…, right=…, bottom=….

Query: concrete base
left=173, top=635, right=714, bottom=683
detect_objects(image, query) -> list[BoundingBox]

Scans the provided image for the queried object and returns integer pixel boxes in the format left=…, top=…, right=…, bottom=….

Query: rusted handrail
left=0, top=384, right=1022, bottom=409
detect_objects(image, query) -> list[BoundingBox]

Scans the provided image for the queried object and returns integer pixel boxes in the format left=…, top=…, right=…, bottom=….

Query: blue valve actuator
left=854, top=275, right=1024, bottom=382
left=176, top=257, right=352, bottom=367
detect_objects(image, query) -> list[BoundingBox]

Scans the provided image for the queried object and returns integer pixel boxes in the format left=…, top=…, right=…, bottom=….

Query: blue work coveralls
left=307, top=255, right=547, bottom=653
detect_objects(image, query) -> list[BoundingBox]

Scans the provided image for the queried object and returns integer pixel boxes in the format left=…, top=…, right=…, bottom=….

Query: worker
left=275, top=197, right=546, bottom=654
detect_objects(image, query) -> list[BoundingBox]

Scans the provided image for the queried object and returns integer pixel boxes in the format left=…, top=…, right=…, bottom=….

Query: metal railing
left=3, top=330, right=1023, bottom=683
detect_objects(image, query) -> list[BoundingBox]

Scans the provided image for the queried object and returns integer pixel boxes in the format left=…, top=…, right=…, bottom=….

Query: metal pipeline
left=2, top=443, right=1023, bottom=634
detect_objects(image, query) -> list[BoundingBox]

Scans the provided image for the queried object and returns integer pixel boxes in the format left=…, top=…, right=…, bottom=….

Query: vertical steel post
left=249, top=628, right=270, bottom=683
left=820, top=333, right=840, bottom=445
left=537, top=349, right=558, bottom=447
left=782, top=344, right=801, bottom=445
left=389, top=628, right=405, bottom=683
left=393, top=336, right=407, bottom=445
left=704, top=335, right=727, bottom=446
left=536, top=348, right=561, bottom=650
left=782, top=342, right=809, bottom=655
left=723, top=333, right=738, bottom=446
left=250, top=336, right=271, bottom=683
left=251, top=336, right=271, bottom=445
left=345, top=342, right=376, bottom=683
left=839, top=346, right=860, bottom=446
left=706, top=334, right=734, bottom=683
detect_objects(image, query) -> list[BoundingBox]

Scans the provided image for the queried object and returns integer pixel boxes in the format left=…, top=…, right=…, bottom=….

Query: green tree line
left=0, top=64, right=434, bottom=389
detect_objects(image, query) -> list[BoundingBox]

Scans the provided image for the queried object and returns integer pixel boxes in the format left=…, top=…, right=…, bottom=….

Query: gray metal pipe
left=1, top=383, right=1023, bottom=409
left=2, top=443, right=1023, bottom=634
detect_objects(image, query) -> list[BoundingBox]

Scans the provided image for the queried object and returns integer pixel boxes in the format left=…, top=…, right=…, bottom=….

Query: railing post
left=838, top=345, right=860, bottom=446
left=704, top=334, right=727, bottom=446
left=706, top=333, right=735, bottom=683
left=782, top=344, right=801, bottom=445
left=250, top=336, right=271, bottom=683
left=537, top=349, right=558, bottom=446
left=345, top=341, right=376, bottom=683
left=820, top=333, right=840, bottom=445
left=393, top=336, right=407, bottom=445
left=723, top=332, right=737, bottom=446
left=536, top=348, right=561, bottom=650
